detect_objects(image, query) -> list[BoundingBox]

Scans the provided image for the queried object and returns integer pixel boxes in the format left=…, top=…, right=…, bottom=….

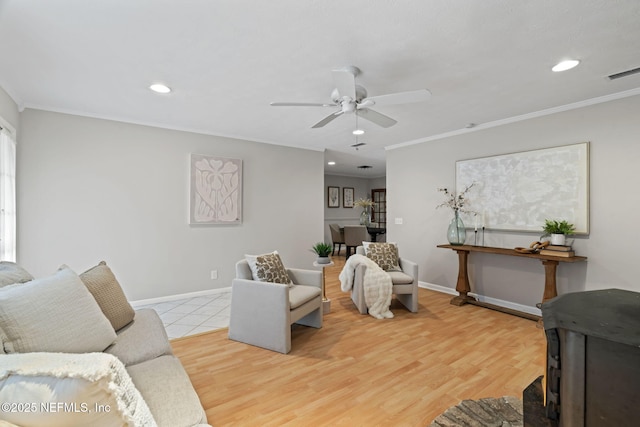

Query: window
left=371, top=188, right=386, bottom=227
left=0, top=124, right=17, bottom=261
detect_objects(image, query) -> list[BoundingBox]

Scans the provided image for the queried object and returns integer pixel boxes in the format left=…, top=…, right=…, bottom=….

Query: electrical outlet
left=210, top=270, right=218, bottom=280
left=395, top=218, right=403, bottom=225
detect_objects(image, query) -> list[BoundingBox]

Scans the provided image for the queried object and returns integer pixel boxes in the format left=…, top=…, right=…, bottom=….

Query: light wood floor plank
left=171, top=255, right=546, bottom=426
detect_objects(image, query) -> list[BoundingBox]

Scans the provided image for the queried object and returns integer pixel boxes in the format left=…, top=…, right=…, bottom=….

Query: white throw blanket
left=0, top=352, right=157, bottom=427
left=339, top=254, right=393, bottom=319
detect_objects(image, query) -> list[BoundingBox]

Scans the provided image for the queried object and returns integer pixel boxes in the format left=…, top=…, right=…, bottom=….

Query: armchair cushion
left=244, top=251, right=292, bottom=285
left=289, top=285, right=322, bottom=309
left=362, top=242, right=402, bottom=272
left=387, top=270, right=414, bottom=285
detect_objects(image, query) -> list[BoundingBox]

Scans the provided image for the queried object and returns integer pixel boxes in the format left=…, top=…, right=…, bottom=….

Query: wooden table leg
left=541, top=260, right=559, bottom=303
left=450, top=249, right=477, bottom=306
left=537, top=259, right=560, bottom=327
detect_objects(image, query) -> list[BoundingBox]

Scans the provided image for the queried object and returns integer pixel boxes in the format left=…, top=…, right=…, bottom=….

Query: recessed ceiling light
left=552, top=59, right=580, bottom=72
left=352, top=129, right=364, bottom=135
left=149, top=83, right=171, bottom=93
left=327, top=161, right=336, bottom=166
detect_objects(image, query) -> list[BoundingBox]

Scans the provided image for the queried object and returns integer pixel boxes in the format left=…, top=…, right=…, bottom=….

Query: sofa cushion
left=363, top=242, right=402, bottom=272
left=105, top=308, right=173, bottom=366
left=127, top=355, right=208, bottom=427
left=0, top=266, right=117, bottom=353
left=0, top=261, right=34, bottom=288
left=80, top=261, right=136, bottom=330
left=0, top=352, right=156, bottom=427
left=244, top=251, right=292, bottom=285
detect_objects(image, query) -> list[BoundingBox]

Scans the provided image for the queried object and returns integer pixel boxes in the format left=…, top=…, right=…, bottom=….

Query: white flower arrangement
left=354, top=198, right=375, bottom=208
left=436, top=182, right=476, bottom=214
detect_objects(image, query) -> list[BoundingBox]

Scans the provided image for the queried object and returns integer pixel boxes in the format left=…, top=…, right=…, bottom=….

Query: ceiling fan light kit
left=270, top=65, right=431, bottom=129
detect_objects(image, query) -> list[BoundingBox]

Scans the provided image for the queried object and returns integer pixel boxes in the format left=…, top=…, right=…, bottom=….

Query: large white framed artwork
left=455, top=142, right=589, bottom=234
left=190, top=154, right=242, bottom=225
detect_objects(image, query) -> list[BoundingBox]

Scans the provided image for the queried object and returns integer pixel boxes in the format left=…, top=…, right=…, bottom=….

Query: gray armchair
left=350, top=246, right=419, bottom=314
left=228, top=259, right=323, bottom=354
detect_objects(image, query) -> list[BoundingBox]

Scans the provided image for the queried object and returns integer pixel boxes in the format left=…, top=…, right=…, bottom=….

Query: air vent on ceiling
left=608, top=66, right=640, bottom=80
left=357, top=165, right=372, bottom=169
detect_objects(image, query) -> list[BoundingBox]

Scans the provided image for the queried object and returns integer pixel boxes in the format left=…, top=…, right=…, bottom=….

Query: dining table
left=338, top=225, right=386, bottom=242
left=366, top=226, right=386, bottom=242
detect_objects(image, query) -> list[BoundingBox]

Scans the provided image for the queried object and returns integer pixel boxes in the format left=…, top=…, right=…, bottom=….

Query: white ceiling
left=1, top=0, right=639, bottom=177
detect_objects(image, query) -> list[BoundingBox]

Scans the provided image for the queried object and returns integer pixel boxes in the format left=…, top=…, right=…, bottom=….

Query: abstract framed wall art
left=455, top=142, right=589, bottom=233
left=190, top=154, right=242, bottom=224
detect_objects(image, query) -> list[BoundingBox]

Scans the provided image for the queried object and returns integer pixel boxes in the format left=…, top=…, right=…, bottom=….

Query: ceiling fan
left=270, top=66, right=431, bottom=129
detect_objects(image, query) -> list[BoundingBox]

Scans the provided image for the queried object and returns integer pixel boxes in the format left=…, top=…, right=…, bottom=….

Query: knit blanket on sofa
left=339, top=254, right=393, bottom=319
left=0, top=352, right=157, bottom=427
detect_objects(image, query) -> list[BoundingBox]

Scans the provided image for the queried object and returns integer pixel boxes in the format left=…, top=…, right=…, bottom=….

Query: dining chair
left=343, top=225, right=368, bottom=258
left=329, top=224, right=345, bottom=255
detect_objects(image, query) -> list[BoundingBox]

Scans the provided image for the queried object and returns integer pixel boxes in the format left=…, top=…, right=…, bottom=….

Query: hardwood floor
left=171, top=255, right=546, bottom=426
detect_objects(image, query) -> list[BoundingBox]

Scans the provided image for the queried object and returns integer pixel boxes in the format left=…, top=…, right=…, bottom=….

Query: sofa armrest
left=287, top=268, right=322, bottom=288
left=398, top=258, right=418, bottom=282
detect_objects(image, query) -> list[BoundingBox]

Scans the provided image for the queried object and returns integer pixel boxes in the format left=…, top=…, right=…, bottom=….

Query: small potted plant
left=311, top=242, right=333, bottom=264
left=542, top=219, right=576, bottom=246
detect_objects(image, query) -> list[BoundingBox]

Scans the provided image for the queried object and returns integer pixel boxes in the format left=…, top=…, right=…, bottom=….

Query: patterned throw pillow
left=364, top=242, right=401, bottom=272
left=245, top=251, right=292, bottom=285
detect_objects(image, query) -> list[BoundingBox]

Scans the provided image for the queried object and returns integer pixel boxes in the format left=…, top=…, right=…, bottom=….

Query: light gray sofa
left=0, top=261, right=209, bottom=427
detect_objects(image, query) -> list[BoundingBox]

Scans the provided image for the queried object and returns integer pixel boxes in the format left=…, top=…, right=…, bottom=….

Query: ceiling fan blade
left=357, top=109, right=397, bottom=128
left=363, top=89, right=431, bottom=107
left=332, top=67, right=357, bottom=99
left=270, top=102, right=336, bottom=107
left=311, top=111, right=344, bottom=128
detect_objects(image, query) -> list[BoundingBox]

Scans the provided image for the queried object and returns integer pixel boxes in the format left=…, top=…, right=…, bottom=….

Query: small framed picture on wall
left=328, top=186, right=340, bottom=208
left=343, top=187, right=354, bottom=208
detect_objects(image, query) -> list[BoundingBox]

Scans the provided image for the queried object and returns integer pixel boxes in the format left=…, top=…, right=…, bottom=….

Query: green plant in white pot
left=311, top=242, right=333, bottom=264
left=542, top=219, right=576, bottom=246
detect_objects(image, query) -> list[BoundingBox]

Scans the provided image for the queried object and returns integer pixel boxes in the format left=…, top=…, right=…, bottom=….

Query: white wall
left=17, top=109, right=324, bottom=301
left=387, top=94, right=640, bottom=312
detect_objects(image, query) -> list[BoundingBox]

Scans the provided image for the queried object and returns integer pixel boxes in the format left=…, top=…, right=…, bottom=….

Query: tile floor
left=135, top=291, right=231, bottom=339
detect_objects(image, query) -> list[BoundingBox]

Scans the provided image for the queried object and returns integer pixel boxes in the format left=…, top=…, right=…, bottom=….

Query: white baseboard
left=419, top=281, right=541, bottom=316
left=130, top=287, right=231, bottom=308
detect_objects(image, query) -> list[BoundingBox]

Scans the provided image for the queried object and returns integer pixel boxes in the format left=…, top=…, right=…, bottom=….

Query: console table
left=437, top=244, right=587, bottom=320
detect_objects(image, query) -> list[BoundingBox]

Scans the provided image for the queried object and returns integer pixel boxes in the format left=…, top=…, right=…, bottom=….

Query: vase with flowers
left=354, top=198, right=374, bottom=226
left=437, top=183, right=476, bottom=245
